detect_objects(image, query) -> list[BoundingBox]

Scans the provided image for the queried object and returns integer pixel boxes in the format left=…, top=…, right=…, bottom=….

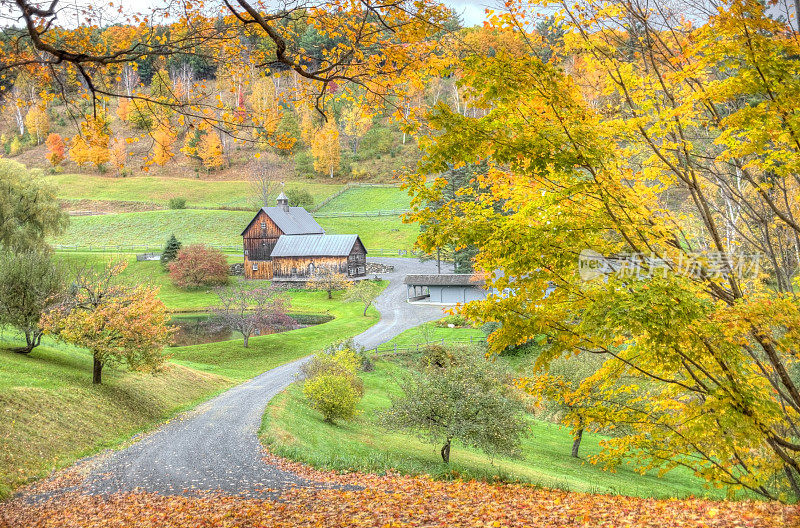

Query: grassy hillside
left=317, top=185, right=411, bottom=212
left=317, top=216, right=417, bottom=253
left=0, top=340, right=231, bottom=499
left=52, top=209, right=418, bottom=252
left=1, top=250, right=385, bottom=498
left=48, top=174, right=343, bottom=210
left=261, top=352, right=729, bottom=501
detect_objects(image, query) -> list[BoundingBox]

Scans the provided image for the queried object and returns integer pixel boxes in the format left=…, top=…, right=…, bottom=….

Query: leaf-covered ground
left=2, top=455, right=795, bottom=528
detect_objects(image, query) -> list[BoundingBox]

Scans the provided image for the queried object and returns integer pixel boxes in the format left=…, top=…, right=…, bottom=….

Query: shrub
left=160, top=234, right=182, bottom=267
left=168, top=244, right=229, bottom=288
left=168, top=197, right=187, bottom=209
left=435, top=314, right=470, bottom=328
left=301, top=345, right=364, bottom=423
left=285, top=187, right=314, bottom=209
left=303, top=373, right=361, bottom=423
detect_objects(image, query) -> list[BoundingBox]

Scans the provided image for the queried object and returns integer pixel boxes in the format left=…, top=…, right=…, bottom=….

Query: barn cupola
left=276, top=191, right=289, bottom=212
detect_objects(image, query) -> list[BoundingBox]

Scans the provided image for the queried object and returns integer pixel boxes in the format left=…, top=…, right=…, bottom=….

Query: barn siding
left=273, top=256, right=348, bottom=279
left=244, top=256, right=274, bottom=280
left=242, top=210, right=282, bottom=261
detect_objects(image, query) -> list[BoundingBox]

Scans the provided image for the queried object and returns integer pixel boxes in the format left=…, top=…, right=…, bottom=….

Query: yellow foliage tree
left=341, top=103, right=372, bottom=154
left=311, top=119, right=340, bottom=178
left=198, top=131, right=224, bottom=170
left=109, top=140, right=127, bottom=175
left=249, top=77, right=280, bottom=137
left=152, top=125, right=177, bottom=166
left=72, top=116, right=111, bottom=171
left=116, top=98, right=131, bottom=122
left=24, top=106, right=49, bottom=144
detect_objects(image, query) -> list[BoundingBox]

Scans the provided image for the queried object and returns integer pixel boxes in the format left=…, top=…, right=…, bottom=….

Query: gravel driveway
left=70, top=257, right=450, bottom=497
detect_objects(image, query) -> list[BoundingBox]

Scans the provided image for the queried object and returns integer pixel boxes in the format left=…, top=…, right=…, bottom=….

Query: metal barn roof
left=403, top=274, right=485, bottom=287
left=240, top=207, right=324, bottom=236
left=271, top=234, right=364, bottom=257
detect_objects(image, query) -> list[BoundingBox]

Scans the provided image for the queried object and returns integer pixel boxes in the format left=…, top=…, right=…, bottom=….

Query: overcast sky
left=443, top=0, right=492, bottom=26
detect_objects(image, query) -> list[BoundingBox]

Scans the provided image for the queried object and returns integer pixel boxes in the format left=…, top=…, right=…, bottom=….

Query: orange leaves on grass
left=1, top=470, right=794, bottom=528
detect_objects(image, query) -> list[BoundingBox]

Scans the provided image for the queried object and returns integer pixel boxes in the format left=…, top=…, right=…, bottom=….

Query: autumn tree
left=404, top=0, right=800, bottom=501
left=344, top=280, right=381, bottom=316
left=24, top=105, right=49, bottom=144
left=310, top=266, right=351, bottom=299
left=311, top=119, right=340, bottom=178
left=382, top=346, right=527, bottom=462
left=45, top=133, right=65, bottom=166
left=168, top=244, right=229, bottom=288
left=0, top=159, right=67, bottom=251
left=341, top=102, right=372, bottom=154
left=198, top=132, right=225, bottom=170
left=152, top=125, right=177, bottom=166
left=0, top=251, right=64, bottom=354
left=212, top=284, right=293, bottom=347
left=41, top=261, right=171, bottom=384
left=109, top=140, right=127, bottom=174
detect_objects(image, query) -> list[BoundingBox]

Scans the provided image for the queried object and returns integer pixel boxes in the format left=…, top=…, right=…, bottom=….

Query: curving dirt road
left=70, top=257, right=449, bottom=497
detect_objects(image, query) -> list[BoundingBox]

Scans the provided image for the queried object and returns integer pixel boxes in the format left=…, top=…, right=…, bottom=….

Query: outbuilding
left=404, top=274, right=487, bottom=304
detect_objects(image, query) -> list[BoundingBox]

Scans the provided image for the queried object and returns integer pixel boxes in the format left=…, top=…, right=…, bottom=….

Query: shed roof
left=241, top=207, right=324, bottom=236
left=271, top=234, right=365, bottom=257
left=404, top=274, right=485, bottom=287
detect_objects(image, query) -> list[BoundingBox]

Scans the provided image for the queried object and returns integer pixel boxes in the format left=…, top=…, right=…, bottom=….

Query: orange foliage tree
left=41, top=261, right=171, bottom=384
left=152, top=125, right=177, bottom=166
left=45, top=133, right=65, bottom=166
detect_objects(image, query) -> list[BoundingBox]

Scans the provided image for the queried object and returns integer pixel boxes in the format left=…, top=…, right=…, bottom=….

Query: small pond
left=169, top=313, right=333, bottom=347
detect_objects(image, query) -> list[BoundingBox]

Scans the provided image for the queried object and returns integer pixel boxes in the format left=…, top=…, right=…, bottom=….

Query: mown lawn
left=52, top=209, right=417, bottom=253
left=0, top=339, right=232, bottom=499
left=47, top=174, right=342, bottom=210
left=261, top=351, right=731, bottom=501
left=52, top=210, right=253, bottom=249
left=169, top=288, right=382, bottom=380
left=317, top=186, right=411, bottom=212
left=52, top=252, right=241, bottom=311
left=1, top=252, right=384, bottom=498
left=317, top=216, right=418, bottom=253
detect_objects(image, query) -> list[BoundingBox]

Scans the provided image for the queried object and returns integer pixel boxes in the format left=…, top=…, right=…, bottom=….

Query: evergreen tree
left=161, top=234, right=182, bottom=267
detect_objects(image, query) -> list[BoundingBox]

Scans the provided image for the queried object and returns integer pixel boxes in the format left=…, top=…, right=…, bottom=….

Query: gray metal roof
left=404, top=274, right=485, bottom=287
left=240, top=207, right=324, bottom=236
left=271, top=234, right=364, bottom=257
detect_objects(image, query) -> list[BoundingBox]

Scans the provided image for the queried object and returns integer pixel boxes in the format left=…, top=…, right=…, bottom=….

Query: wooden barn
left=241, top=193, right=367, bottom=281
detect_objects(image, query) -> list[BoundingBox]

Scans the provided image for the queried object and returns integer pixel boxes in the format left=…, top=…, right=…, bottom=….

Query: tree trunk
left=571, top=428, right=584, bottom=458
left=437, top=248, right=441, bottom=274
left=92, top=356, right=103, bottom=385
left=328, top=288, right=333, bottom=300
left=441, top=438, right=451, bottom=463
left=243, top=333, right=250, bottom=348
left=363, top=302, right=369, bottom=316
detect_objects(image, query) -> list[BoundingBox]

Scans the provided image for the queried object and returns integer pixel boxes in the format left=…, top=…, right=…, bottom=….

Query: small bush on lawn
left=168, top=244, right=229, bottom=288
left=303, top=373, right=361, bottom=423
left=168, top=197, right=187, bottom=209
left=435, top=314, right=470, bottom=328
left=302, top=345, right=364, bottom=423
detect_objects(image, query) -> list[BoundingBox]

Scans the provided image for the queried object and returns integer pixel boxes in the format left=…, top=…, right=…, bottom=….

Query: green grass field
left=1, top=249, right=385, bottom=497
left=52, top=209, right=418, bottom=252
left=0, top=339, right=231, bottom=499
left=47, top=174, right=342, bottom=210
left=318, top=216, right=417, bottom=253
left=169, top=288, right=382, bottom=380
left=261, top=346, right=729, bottom=501
left=317, top=186, right=411, bottom=212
